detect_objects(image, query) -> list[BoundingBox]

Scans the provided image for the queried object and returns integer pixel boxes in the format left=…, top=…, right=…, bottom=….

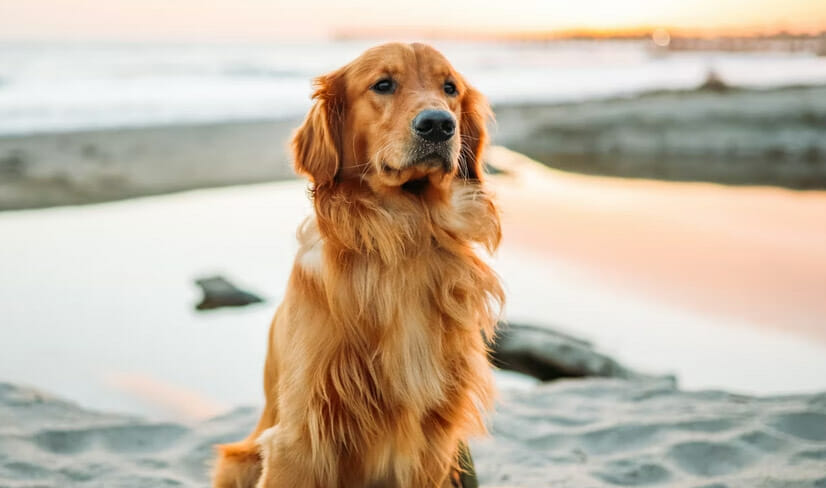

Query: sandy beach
left=493, top=85, right=826, bottom=188
left=2, top=72, right=826, bottom=486
left=3, top=378, right=826, bottom=488
left=2, top=146, right=826, bottom=486
left=0, top=119, right=298, bottom=210
left=3, top=16, right=826, bottom=486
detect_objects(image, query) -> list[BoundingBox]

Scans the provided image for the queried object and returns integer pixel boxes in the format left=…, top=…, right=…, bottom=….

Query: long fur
left=213, top=42, right=503, bottom=488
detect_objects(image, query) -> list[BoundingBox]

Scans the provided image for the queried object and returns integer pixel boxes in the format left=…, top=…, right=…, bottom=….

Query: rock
left=698, top=69, right=729, bottom=92
left=0, top=149, right=27, bottom=179
left=490, top=322, right=660, bottom=382
left=194, top=276, right=264, bottom=311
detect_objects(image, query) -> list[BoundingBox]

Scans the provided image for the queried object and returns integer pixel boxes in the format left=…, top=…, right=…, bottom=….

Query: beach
left=2, top=39, right=826, bottom=487
left=0, top=119, right=298, bottom=210
left=3, top=378, right=826, bottom=488
left=3, top=148, right=826, bottom=409
left=2, top=148, right=826, bottom=486
left=494, top=85, right=826, bottom=188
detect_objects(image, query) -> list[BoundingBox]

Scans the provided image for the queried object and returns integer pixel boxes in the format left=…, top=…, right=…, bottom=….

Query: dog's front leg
left=405, top=436, right=462, bottom=488
left=256, top=426, right=325, bottom=488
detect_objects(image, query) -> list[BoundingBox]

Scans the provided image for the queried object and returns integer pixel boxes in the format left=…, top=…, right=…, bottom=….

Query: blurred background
left=1, top=0, right=826, bottom=422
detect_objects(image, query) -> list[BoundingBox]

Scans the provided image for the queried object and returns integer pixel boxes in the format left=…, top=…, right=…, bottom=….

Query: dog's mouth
left=410, top=152, right=453, bottom=173
left=400, top=175, right=430, bottom=194
left=379, top=162, right=442, bottom=195
left=378, top=149, right=455, bottom=194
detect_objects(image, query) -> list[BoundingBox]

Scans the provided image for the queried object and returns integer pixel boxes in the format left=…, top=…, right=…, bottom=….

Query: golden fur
left=213, top=42, right=503, bottom=488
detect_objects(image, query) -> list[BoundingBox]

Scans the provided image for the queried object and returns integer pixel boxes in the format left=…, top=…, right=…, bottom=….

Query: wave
left=2, top=40, right=826, bottom=135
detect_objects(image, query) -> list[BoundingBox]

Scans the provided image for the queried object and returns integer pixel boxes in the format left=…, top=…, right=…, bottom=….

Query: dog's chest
left=380, top=302, right=449, bottom=408
left=355, top=254, right=463, bottom=409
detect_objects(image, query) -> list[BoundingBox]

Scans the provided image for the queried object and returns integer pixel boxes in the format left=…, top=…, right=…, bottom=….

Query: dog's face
left=292, top=43, right=490, bottom=193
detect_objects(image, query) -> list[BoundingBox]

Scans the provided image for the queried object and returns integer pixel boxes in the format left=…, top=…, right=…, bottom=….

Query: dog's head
left=292, top=42, right=491, bottom=194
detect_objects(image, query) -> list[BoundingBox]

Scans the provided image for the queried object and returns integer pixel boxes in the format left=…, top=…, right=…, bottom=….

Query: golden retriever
left=212, top=42, right=503, bottom=488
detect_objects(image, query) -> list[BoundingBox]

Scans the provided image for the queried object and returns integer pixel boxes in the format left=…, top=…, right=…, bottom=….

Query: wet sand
left=0, top=119, right=298, bottom=210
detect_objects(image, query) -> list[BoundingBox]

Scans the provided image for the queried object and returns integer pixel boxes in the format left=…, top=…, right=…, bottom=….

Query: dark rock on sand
left=490, top=322, right=658, bottom=382
left=0, top=149, right=27, bottom=179
left=194, top=276, right=264, bottom=311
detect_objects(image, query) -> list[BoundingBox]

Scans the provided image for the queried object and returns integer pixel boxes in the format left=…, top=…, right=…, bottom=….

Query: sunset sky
left=1, top=0, right=825, bottom=41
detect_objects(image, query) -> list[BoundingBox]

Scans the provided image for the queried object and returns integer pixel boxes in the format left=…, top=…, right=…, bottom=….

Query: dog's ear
left=458, top=82, right=493, bottom=181
left=292, top=72, right=344, bottom=186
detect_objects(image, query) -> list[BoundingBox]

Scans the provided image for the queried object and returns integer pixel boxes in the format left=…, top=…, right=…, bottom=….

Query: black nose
left=412, top=110, right=455, bottom=143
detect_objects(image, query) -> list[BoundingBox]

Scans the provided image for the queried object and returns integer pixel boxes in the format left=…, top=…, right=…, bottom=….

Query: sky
left=1, top=0, right=825, bottom=41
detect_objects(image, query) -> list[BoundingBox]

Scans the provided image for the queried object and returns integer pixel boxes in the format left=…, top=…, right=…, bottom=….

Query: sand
left=0, top=119, right=298, bottom=210
left=2, top=379, right=825, bottom=487
left=493, top=85, right=826, bottom=188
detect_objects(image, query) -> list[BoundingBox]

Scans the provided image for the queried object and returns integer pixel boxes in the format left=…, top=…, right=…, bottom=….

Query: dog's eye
left=443, top=81, right=458, bottom=96
left=371, top=78, right=395, bottom=94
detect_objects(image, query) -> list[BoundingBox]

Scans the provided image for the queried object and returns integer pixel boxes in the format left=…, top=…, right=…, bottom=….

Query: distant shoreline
left=0, top=118, right=299, bottom=211
left=1, top=84, right=825, bottom=211
left=493, top=84, right=826, bottom=189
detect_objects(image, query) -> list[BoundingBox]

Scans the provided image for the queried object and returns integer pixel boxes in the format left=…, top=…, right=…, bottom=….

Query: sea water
left=2, top=39, right=826, bottom=135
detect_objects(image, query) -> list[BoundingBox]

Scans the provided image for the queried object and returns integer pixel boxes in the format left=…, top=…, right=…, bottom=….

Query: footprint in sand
left=792, top=448, right=826, bottom=462
left=579, top=424, right=661, bottom=455
left=736, top=430, right=788, bottom=452
left=667, top=441, right=758, bottom=477
left=669, top=418, right=739, bottom=433
left=1, top=460, right=52, bottom=480
left=766, top=412, right=826, bottom=442
left=591, top=458, right=671, bottom=486
left=32, top=424, right=189, bottom=454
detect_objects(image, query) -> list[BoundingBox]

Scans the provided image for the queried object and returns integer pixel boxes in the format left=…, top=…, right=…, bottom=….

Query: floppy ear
left=291, top=73, right=344, bottom=186
left=458, top=83, right=493, bottom=181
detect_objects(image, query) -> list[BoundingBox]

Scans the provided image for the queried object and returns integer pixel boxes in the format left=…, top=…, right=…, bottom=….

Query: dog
left=213, top=42, right=504, bottom=488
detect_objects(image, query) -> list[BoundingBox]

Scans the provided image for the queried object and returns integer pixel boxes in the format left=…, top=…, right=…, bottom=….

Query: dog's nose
left=412, top=110, right=455, bottom=143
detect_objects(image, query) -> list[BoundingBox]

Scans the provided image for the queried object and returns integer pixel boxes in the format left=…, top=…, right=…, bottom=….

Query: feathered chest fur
left=280, top=180, right=503, bottom=467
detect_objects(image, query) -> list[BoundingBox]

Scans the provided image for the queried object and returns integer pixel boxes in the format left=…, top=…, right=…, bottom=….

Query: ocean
left=2, top=39, right=826, bottom=135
